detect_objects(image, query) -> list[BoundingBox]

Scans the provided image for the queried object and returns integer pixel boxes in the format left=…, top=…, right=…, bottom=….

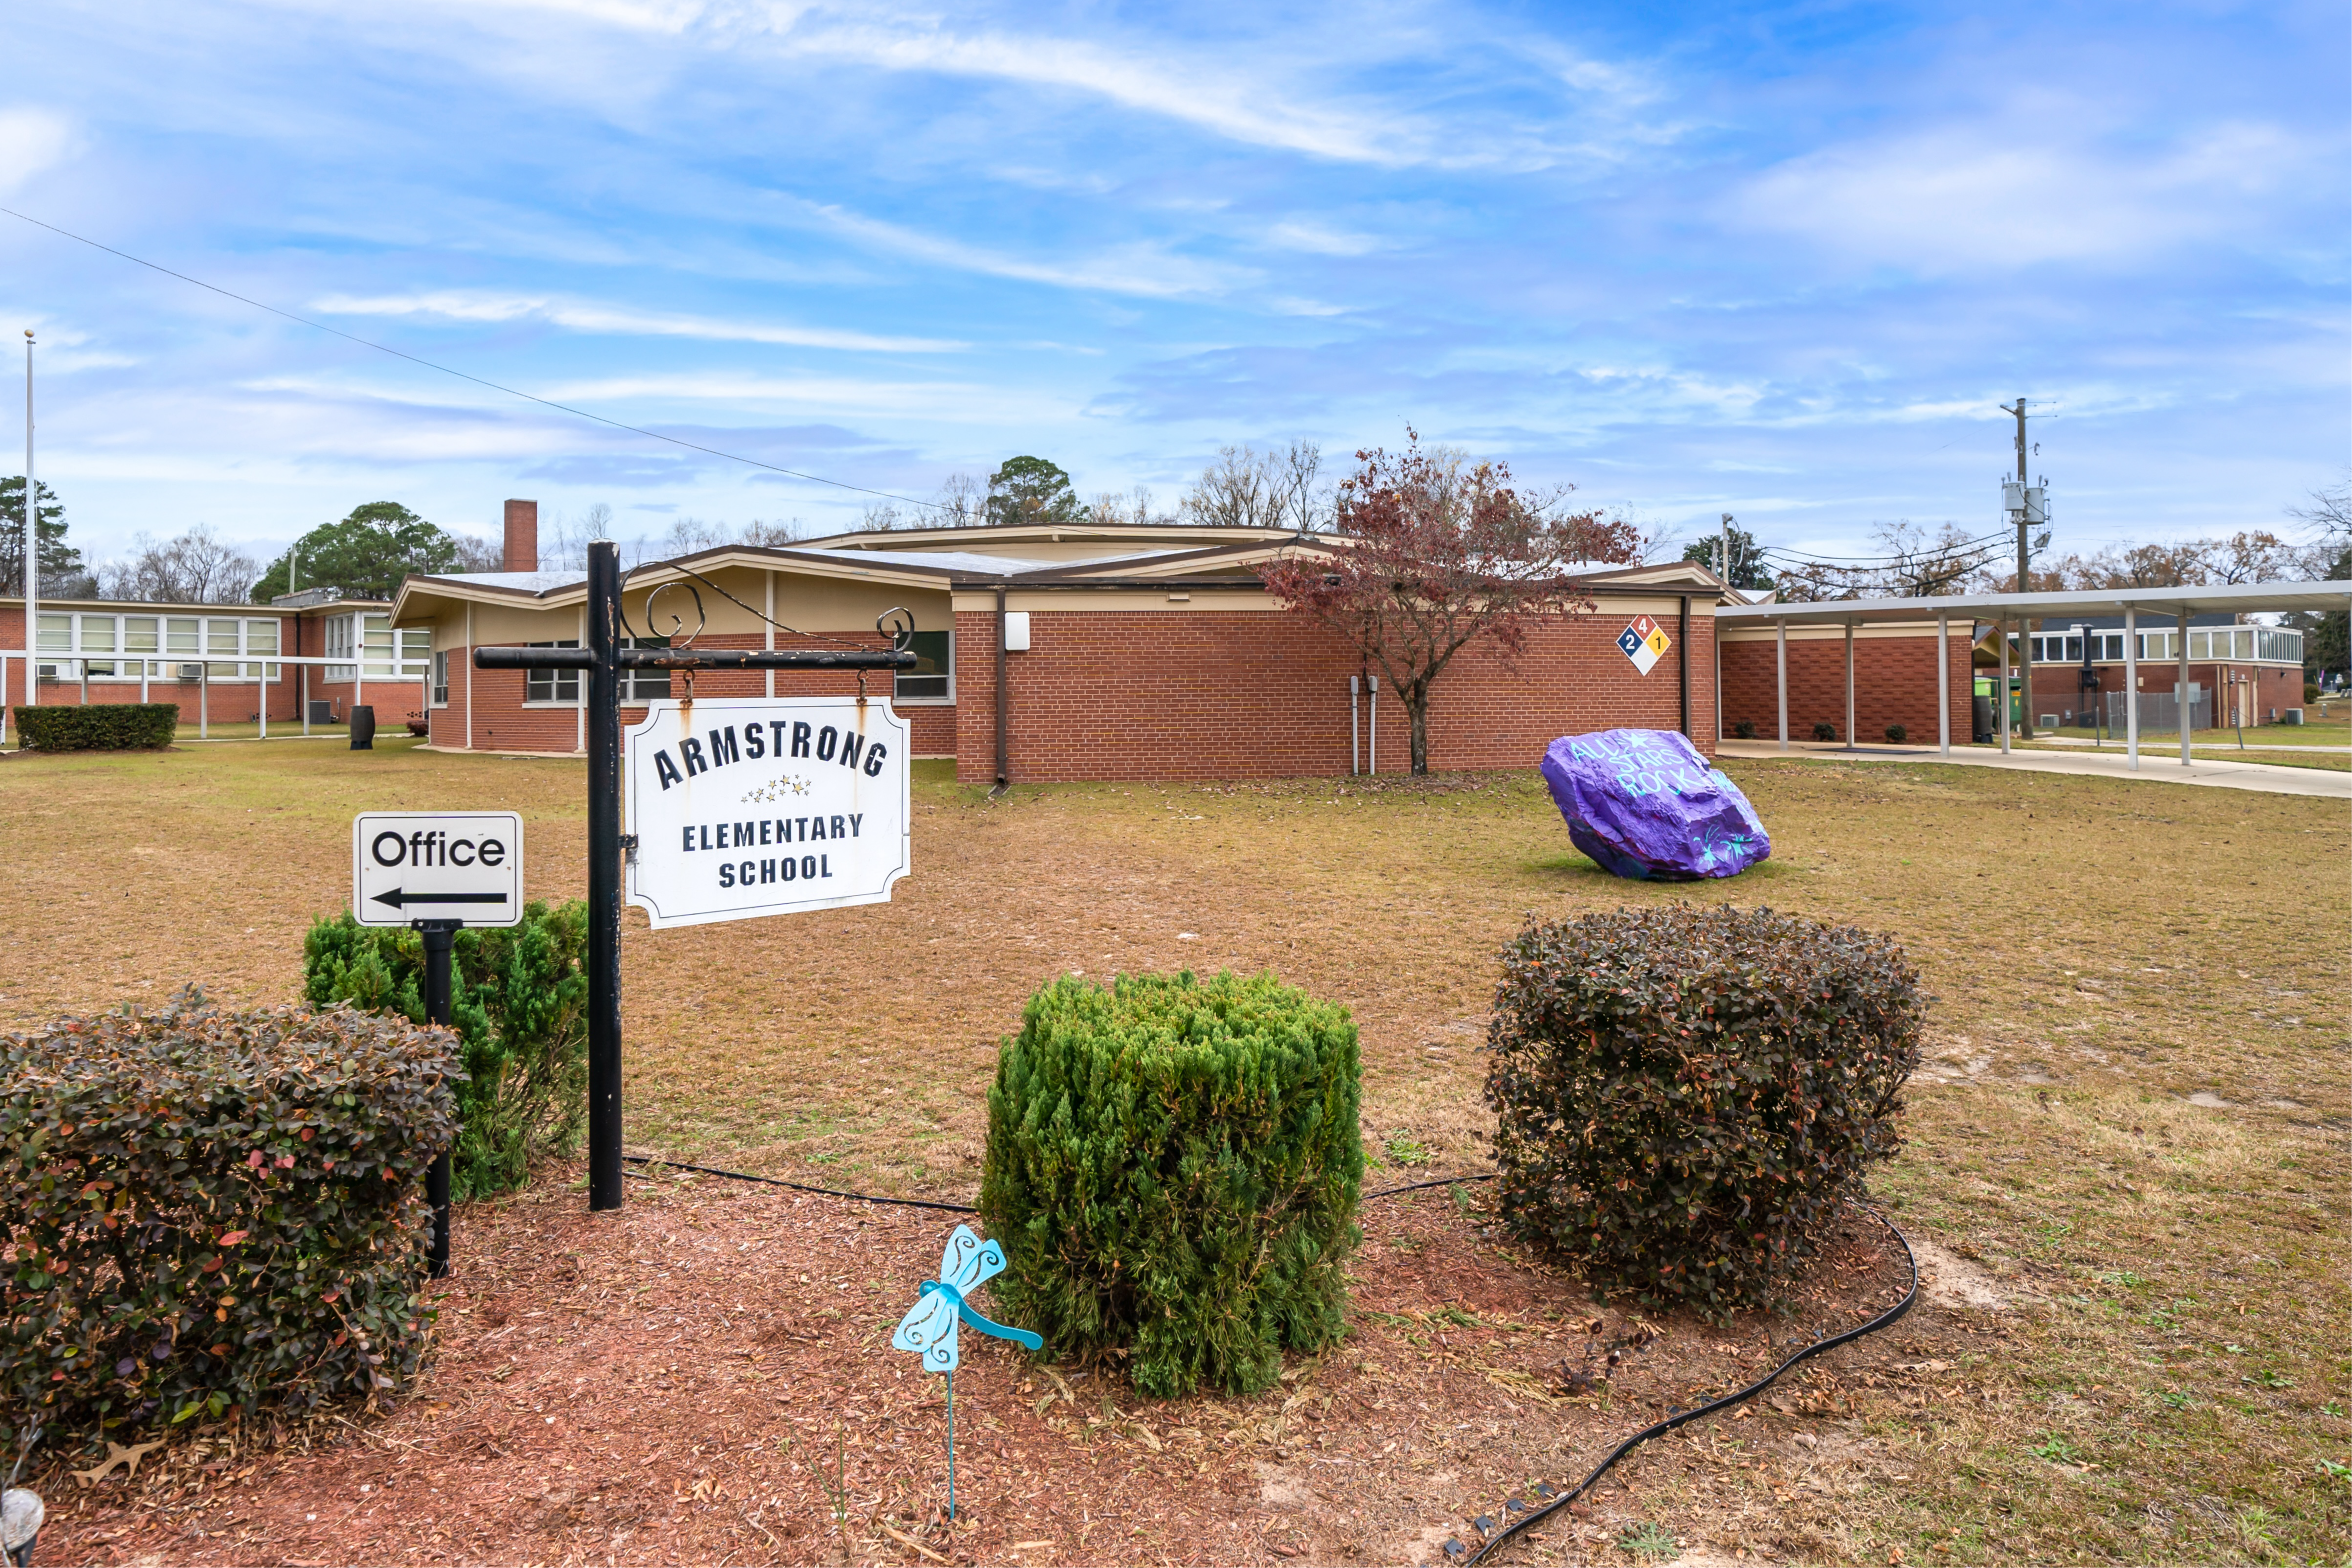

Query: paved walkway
left=1712, top=738, right=2352, bottom=799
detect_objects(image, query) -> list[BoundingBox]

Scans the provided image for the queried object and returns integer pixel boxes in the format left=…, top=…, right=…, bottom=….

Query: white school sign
left=624, top=697, right=911, bottom=930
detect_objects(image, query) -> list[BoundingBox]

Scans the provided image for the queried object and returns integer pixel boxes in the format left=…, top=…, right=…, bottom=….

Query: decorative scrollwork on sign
left=643, top=579, right=707, bottom=649
left=878, top=607, right=915, bottom=653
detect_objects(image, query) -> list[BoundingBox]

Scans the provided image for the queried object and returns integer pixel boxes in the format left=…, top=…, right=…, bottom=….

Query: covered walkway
left=1716, top=580, right=2352, bottom=773
left=1713, top=736, right=2351, bottom=798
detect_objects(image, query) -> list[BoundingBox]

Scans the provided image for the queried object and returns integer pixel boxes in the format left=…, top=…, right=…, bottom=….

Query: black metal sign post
left=416, top=918, right=457, bottom=1277
left=474, top=540, right=913, bottom=1213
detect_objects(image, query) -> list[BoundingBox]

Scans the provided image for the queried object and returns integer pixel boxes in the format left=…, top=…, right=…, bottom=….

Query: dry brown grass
left=1, top=739, right=2345, bottom=1563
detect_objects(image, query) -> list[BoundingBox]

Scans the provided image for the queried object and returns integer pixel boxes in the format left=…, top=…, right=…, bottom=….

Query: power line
left=0, top=205, right=946, bottom=512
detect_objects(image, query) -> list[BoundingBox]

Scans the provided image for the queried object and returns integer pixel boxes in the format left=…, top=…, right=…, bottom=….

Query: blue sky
left=3, top=0, right=2345, bottom=568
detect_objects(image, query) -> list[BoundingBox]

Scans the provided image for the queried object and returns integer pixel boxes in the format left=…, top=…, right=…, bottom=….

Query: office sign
left=625, top=696, right=911, bottom=930
left=352, top=812, right=525, bottom=926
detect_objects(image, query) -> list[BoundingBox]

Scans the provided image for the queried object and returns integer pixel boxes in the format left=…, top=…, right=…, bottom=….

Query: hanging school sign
left=625, top=696, right=911, bottom=929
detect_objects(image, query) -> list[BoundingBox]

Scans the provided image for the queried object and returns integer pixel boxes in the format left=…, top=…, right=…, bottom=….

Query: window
left=123, top=616, right=159, bottom=656
left=526, top=639, right=581, bottom=703
left=894, top=630, right=953, bottom=701
left=323, top=614, right=355, bottom=682
left=625, top=637, right=671, bottom=701
left=400, top=627, right=431, bottom=673
left=2257, top=628, right=2302, bottom=663
left=360, top=614, right=395, bottom=678
left=2064, top=635, right=2083, bottom=662
left=80, top=614, right=116, bottom=678
left=432, top=650, right=450, bottom=706
left=247, top=619, right=279, bottom=681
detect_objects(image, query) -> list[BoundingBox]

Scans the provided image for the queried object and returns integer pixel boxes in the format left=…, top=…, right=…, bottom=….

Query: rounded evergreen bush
left=1884, top=723, right=1908, bottom=743
left=1484, top=906, right=1922, bottom=1318
left=1811, top=721, right=1838, bottom=742
left=978, top=971, right=1363, bottom=1399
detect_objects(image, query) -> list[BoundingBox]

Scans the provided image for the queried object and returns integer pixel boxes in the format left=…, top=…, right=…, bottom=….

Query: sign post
left=474, top=541, right=913, bottom=1212
left=352, top=808, right=525, bottom=1277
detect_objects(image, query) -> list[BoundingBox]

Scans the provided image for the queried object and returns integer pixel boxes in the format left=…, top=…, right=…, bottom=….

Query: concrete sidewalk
left=1712, top=738, right=2352, bottom=798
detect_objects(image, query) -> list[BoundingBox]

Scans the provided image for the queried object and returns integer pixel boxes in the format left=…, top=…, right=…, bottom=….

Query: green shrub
left=978, top=971, right=1363, bottom=1399
left=303, top=902, right=588, bottom=1200
left=1884, top=723, right=1907, bottom=743
left=1732, top=720, right=1757, bottom=740
left=2306, top=682, right=2321, bottom=704
left=12, top=704, right=177, bottom=750
left=1484, top=906, right=1922, bottom=1318
left=1811, top=721, right=1837, bottom=742
left=1, top=990, right=456, bottom=1447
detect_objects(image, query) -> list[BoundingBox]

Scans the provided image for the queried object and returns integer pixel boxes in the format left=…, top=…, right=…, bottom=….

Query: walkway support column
left=2124, top=607, right=2139, bottom=770
left=583, top=541, right=623, bottom=1212
left=2176, top=609, right=2191, bottom=765
left=1999, top=620, right=2011, bottom=753
left=1937, top=612, right=1949, bottom=756
left=1843, top=619, right=1855, bottom=750
left=1776, top=618, right=1787, bottom=752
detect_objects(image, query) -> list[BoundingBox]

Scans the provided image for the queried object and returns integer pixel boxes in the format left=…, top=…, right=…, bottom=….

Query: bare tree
left=738, top=519, right=803, bottom=546
left=934, top=473, right=986, bottom=527
left=1181, top=441, right=1331, bottom=531
left=450, top=533, right=504, bottom=573
left=100, top=526, right=262, bottom=604
left=1088, top=485, right=1175, bottom=526
left=1258, top=431, right=1641, bottom=774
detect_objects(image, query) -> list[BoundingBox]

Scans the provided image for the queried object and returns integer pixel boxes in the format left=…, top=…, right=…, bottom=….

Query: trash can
left=350, top=705, right=375, bottom=750
left=1971, top=694, right=1994, bottom=744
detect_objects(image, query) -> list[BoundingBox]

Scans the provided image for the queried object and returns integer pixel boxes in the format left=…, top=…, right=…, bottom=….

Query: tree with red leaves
left=1256, top=432, right=1641, bottom=775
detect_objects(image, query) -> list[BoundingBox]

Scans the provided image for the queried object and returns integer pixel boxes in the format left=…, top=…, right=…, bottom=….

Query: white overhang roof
left=1717, top=580, right=2352, bottom=628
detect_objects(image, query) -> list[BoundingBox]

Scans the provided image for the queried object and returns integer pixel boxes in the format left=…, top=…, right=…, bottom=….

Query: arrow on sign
left=370, top=888, right=511, bottom=910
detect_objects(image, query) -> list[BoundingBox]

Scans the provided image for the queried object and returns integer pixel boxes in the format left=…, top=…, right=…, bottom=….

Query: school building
left=0, top=589, right=430, bottom=736
left=386, top=500, right=1729, bottom=780
left=1714, top=582, right=2345, bottom=755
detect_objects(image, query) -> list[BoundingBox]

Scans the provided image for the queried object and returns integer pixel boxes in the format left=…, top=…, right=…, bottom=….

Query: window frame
left=525, top=639, right=583, bottom=705
left=892, top=629, right=955, bottom=704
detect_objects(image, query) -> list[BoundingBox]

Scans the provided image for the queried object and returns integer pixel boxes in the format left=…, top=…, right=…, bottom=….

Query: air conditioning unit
left=177, top=663, right=206, bottom=680
left=35, top=662, right=65, bottom=680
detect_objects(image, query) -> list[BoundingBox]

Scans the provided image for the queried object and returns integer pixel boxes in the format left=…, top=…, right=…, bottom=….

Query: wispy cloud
left=312, top=291, right=962, bottom=352
left=1728, top=114, right=2316, bottom=271
left=0, top=108, right=74, bottom=196
left=798, top=203, right=1258, bottom=299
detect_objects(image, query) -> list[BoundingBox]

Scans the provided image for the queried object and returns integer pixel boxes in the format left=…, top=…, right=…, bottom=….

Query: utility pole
left=1719, top=513, right=1733, bottom=588
left=2001, top=397, right=2031, bottom=738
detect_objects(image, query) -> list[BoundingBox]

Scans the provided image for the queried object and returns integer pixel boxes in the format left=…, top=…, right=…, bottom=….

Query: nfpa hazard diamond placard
left=1617, top=614, right=1670, bottom=675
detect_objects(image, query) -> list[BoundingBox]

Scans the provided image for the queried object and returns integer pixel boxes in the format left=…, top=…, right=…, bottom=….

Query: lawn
left=1, top=740, right=2345, bottom=1563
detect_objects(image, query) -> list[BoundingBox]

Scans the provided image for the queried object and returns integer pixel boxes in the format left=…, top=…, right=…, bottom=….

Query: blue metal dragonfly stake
left=891, top=1224, right=1042, bottom=1520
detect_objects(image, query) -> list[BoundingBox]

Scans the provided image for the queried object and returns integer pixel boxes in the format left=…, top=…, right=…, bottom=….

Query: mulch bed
left=28, top=1171, right=1914, bottom=1567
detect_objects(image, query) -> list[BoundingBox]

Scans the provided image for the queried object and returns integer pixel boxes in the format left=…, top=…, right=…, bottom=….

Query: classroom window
left=432, top=650, right=450, bottom=706
left=526, top=640, right=582, bottom=703
left=894, top=630, right=953, bottom=701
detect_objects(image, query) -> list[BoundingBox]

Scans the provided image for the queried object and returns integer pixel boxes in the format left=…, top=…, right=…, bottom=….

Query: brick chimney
left=503, top=499, right=539, bottom=573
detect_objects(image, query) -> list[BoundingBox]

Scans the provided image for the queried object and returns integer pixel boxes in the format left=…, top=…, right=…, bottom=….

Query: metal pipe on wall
left=1368, top=674, right=1378, bottom=774
left=994, top=586, right=1009, bottom=787
left=1678, top=595, right=1690, bottom=738
left=1776, top=619, right=1787, bottom=752
left=1349, top=674, right=1359, bottom=775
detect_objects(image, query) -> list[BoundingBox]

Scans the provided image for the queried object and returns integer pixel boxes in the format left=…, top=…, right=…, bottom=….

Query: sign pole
left=584, top=539, right=625, bottom=1213
left=416, top=918, right=458, bottom=1277
left=475, top=545, right=913, bottom=1214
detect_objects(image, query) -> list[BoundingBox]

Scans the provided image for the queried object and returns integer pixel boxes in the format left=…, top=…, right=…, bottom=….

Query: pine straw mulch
left=29, top=1170, right=1935, bottom=1568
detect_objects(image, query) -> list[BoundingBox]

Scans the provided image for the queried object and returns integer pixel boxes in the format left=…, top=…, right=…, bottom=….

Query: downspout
left=994, top=585, right=1008, bottom=788
left=1678, top=594, right=1690, bottom=738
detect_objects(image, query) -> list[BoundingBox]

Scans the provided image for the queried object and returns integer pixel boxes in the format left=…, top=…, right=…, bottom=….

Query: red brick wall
left=2027, top=662, right=2307, bottom=729
left=445, top=632, right=956, bottom=756
left=953, top=602, right=1717, bottom=783
left=1720, top=631, right=1974, bottom=744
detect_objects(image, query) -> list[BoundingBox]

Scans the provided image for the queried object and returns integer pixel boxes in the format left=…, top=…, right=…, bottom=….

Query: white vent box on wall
left=1003, top=611, right=1031, bottom=653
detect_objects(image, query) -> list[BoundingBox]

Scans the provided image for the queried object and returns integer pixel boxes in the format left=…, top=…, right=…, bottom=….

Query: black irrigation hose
left=1456, top=1204, right=1918, bottom=1567
left=621, top=1155, right=1499, bottom=1211
left=620, top=1152, right=1916, bottom=1566
left=620, top=1154, right=979, bottom=1213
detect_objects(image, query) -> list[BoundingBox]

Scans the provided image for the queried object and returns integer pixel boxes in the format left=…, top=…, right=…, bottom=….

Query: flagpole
left=21, top=329, right=35, bottom=722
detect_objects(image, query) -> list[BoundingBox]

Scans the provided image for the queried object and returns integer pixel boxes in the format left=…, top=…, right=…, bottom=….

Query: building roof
left=2, top=593, right=388, bottom=615
left=1718, top=580, right=2352, bottom=628
left=387, top=526, right=1731, bottom=622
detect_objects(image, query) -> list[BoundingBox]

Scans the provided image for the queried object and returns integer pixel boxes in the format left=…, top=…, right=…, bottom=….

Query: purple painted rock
left=1539, top=729, right=1770, bottom=881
